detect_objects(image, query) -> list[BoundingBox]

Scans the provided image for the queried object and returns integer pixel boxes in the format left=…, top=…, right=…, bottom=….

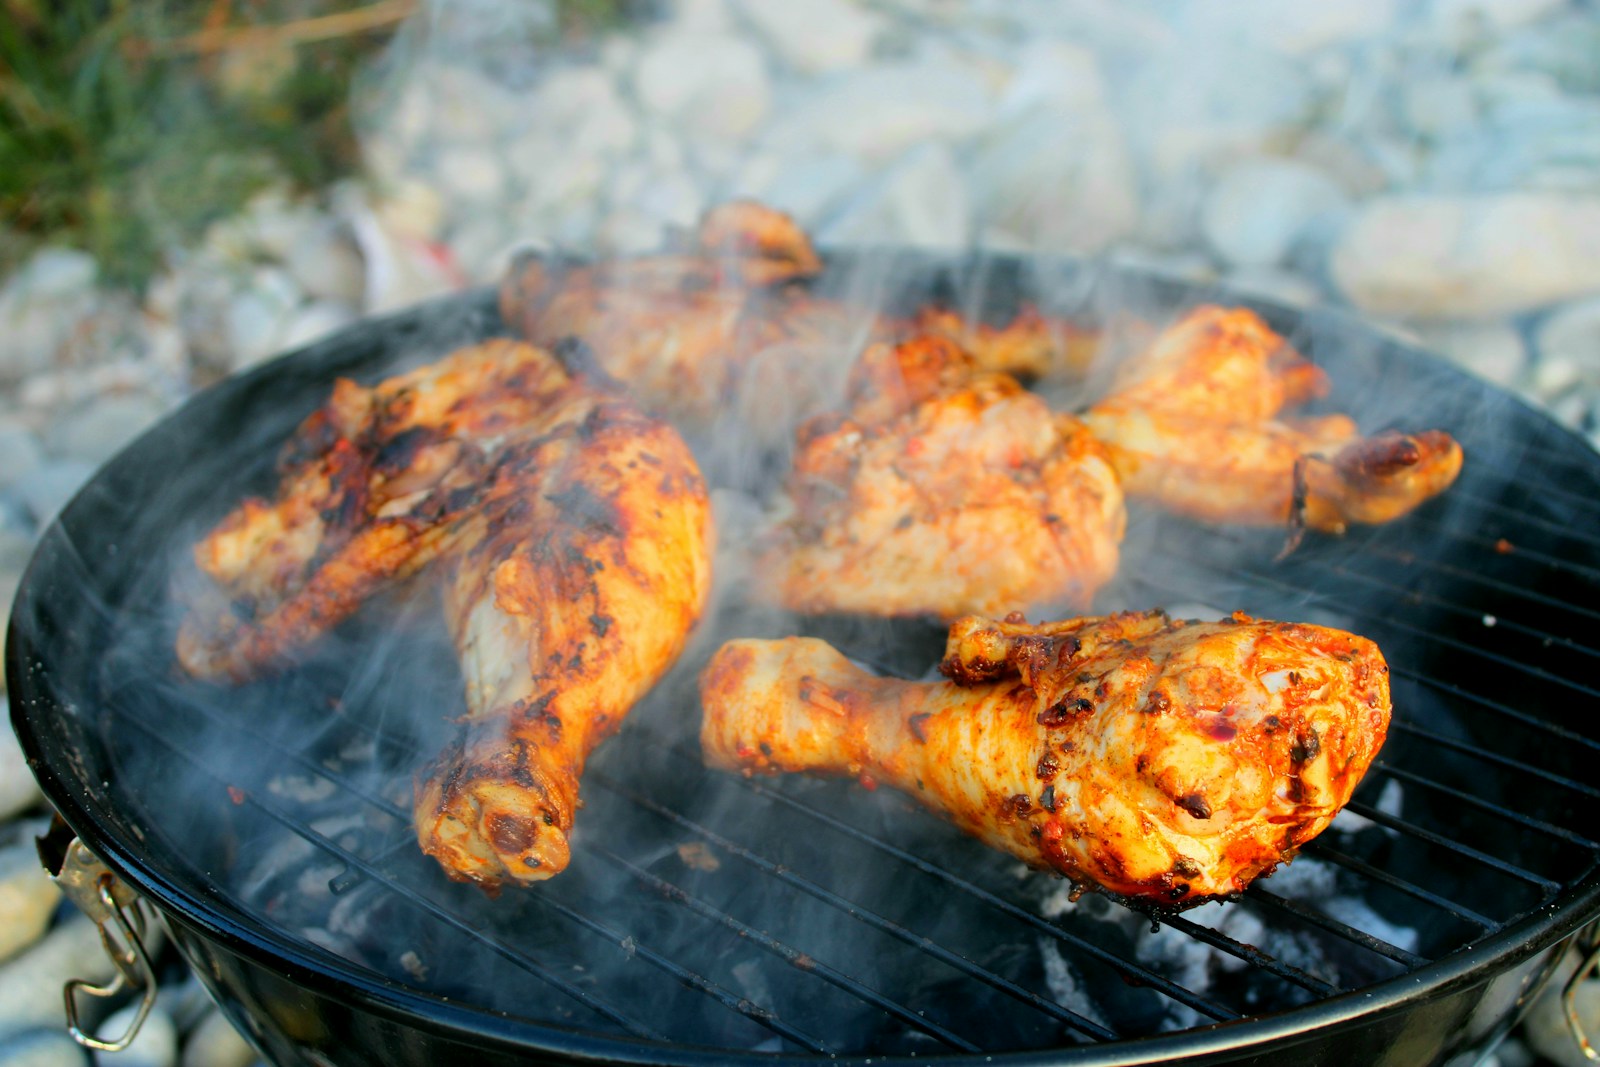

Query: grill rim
left=9, top=267, right=1600, bottom=1065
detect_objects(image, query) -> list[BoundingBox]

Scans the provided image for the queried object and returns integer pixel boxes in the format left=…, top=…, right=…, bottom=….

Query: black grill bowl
left=9, top=254, right=1600, bottom=1067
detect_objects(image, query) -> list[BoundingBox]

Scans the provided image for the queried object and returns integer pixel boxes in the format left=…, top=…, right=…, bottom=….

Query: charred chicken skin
left=1082, top=306, right=1463, bottom=540
left=499, top=201, right=1095, bottom=428
left=756, top=334, right=1125, bottom=620
left=177, top=339, right=714, bottom=888
left=702, top=610, right=1389, bottom=907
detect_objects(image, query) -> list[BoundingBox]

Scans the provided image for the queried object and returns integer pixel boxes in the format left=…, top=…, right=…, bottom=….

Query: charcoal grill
left=8, top=253, right=1600, bottom=1066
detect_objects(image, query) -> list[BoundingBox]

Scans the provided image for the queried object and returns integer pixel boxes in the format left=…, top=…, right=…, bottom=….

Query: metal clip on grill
left=38, top=817, right=158, bottom=1052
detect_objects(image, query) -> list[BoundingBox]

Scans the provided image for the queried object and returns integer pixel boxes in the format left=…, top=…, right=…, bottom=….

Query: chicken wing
left=177, top=339, right=715, bottom=888
left=701, top=610, right=1390, bottom=907
left=1081, top=306, right=1463, bottom=539
left=755, top=335, right=1125, bottom=620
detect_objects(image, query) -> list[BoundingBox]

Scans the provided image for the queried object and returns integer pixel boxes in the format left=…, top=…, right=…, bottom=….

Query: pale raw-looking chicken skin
left=756, top=334, right=1125, bottom=620
left=1082, top=306, right=1463, bottom=541
left=499, top=201, right=1097, bottom=429
left=702, top=610, right=1390, bottom=907
left=177, top=339, right=714, bottom=889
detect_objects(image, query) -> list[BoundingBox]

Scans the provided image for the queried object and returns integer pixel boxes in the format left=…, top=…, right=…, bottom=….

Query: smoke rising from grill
left=13, top=0, right=1591, bottom=1060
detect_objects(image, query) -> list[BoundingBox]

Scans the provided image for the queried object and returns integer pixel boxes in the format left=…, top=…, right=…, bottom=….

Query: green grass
left=0, top=0, right=639, bottom=291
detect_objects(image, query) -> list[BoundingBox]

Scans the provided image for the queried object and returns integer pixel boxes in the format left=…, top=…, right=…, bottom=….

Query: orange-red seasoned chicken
left=500, top=201, right=1096, bottom=429
left=176, top=339, right=714, bottom=888
left=499, top=201, right=837, bottom=426
left=702, top=610, right=1390, bottom=907
left=756, top=335, right=1125, bottom=620
left=1082, top=307, right=1463, bottom=540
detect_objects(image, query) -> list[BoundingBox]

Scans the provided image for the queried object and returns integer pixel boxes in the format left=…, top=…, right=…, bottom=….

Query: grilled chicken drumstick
left=756, top=334, right=1125, bottom=620
left=1082, top=306, right=1463, bottom=542
left=177, top=339, right=714, bottom=888
left=702, top=610, right=1390, bottom=907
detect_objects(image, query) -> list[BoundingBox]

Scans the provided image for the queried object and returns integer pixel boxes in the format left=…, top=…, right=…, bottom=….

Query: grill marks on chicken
left=701, top=610, right=1390, bottom=907
left=756, top=335, right=1126, bottom=620
left=1082, top=306, right=1463, bottom=539
left=176, top=339, right=714, bottom=888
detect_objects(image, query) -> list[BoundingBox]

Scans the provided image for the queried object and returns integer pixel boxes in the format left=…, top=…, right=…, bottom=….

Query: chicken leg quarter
left=701, top=611, right=1390, bottom=907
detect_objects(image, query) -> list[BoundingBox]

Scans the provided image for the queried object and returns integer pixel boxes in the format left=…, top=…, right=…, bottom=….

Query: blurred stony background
left=3, top=0, right=1600, bottom=1063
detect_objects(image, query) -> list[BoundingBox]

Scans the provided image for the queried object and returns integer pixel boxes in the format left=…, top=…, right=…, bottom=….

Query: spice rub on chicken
left=755, top=334, right=1125, bottom=621
left=701, top=610, right=1390, bottom=907
left=499, top=201, right=1097, bottom=431
left=1082, top=306, right=1463, bottom=545
left=176, top=339, right=714, bottom=888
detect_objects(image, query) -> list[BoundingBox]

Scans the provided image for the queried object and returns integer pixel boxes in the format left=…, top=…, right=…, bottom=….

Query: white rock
left=276, top=301, right=358, bottom=353
left=1331, top=194, right=1600, bottom=318
left=1214, top=0, right=1398, bottom=54
left=1524, top=954, right=1600, bottom=1067
left=634, top=31, right=771, bottom=142
left=0, top=249, right=99, bottom=382
left=730, top=153, right=867, bottom=227
left=420, top=65, right=520, bottom=148
left=599, top=35, right=639, bottom=78
left=0, top=698, right=44, bottom=817
left=366, top=179, right=446, bottom=244
left=1402, top=75, right=1479, bottom=140
left=18, top=248, right=94, bottom=295
left=732, top=0, right=880, bottom=74
left=998, top=39, right=1106, bottom=116
left=761, top=61, right=992, bottom=164
left=969, top=105, right=1138, bottom=254
left=93, top=1004, right=176, bottom=1067
left=818, top=143, right=970, bottom=251
left=1202, top=158, right=1349, bottom=269
left=1129, top=43, right=1314, bottom=179
left=668, top=0, right=731, bottom=33
left=1417, top=320, right=1529, bottom=387
left=11, top=462, right=95, bottom=528
left=523, top=67, right=638, bottom=162
left=180, top=1010, right=258, bottom=1067
left=283, top=223, right=364, bottom=305
left=1473, top=13, right=1600, bottom=95
left=508, top=151, right=608, bottom=224
left=435, top=146, right=507, bottom=205
left=45, top=393, right=168, bottom=466
left=1431, top=0, right=1567, bottom=33
left=0, top=418, right=44, bottom=492
left=590, top=207, right=657, bottom=257
left=0, top=843, right=59, bottom=964
left=0, top=1029, right=87, bottom=1067
left=225, top=269, right=303, bottom=371
left=1537, top=298, right=1600, bottom=376
left=634, top=172, right=706, bottom=234
left=0, top=916, right=115, bottom=1036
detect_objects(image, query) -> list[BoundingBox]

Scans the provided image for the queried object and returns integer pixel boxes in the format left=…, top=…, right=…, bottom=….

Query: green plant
left=0, top=1, right=405, bottom=288
left=0, top=0, right=644, bottom=290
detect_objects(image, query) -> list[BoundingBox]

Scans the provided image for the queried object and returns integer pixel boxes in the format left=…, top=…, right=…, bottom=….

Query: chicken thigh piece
left=702, top=610, right=1390, bottom=907
left=498, top=201, right=835, bottom=426
left=500, top=201, right=1099, bottom=429
left=176, top=339, right=715, bottom=888
left=1082, top=306, right=1463, bottom=537
left=756, top=335, right=1125, bottom=620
